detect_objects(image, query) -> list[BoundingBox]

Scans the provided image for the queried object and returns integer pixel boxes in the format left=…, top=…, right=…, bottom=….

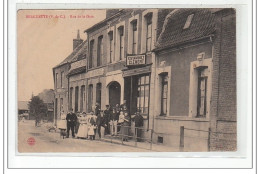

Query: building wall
left=53, top=64, right=70, bottom=123
left=69, top=73, right=87, bottom=113
left=210, top=9, right=237, bottom=151
left=156, top=42, right=213, bottom=116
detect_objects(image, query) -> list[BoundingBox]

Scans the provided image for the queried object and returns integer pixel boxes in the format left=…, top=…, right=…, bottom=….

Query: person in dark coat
left=103, top=105, right=111, bottom=135
left=110, top=107, right=119, bottom=135
left=66, top=109, right=77, bottom=138
left=96, top=111, right=106, bottom=139
left=133, top=109, right=144, bottom=142
left=94, top=103, right=101, bottom=116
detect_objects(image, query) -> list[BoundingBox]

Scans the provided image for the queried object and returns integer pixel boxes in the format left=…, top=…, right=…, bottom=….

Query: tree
left=28, top=96, right=48, bottom=123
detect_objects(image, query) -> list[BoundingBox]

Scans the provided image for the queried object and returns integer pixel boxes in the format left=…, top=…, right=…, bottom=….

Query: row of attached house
left=53, top=8, right=236, bottom=151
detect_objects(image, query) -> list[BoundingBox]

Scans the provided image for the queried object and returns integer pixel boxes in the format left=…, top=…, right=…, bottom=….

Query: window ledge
left=155, top=116, right=210, bottom=122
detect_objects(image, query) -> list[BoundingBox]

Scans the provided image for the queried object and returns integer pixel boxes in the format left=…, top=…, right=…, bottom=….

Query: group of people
left=58, top=100, right=144, bottom=142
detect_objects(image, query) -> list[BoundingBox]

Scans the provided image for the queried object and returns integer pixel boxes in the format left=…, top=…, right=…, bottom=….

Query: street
left=18, top=120, right=151, bottom=152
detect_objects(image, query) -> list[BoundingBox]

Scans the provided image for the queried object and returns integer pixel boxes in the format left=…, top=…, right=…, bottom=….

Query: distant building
left=18, top=101, right=29, bottom=120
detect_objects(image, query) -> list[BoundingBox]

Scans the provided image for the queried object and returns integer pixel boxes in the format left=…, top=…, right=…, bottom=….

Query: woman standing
left=76, top=112, right=88, bottom=139
left=121, top=112, right=130, bottom=141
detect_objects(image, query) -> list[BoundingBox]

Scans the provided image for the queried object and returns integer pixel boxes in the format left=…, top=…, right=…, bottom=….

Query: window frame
left=108, top=31, right=113, bottom=63
left=97, top=35, right=103, bottom=67
left=89, top=40, right=95, bottom=69
left=132, top=20, right=138, bottom=54
left=160, top=73, right=168, bottom=116
left=136, top=74, right=150, bottom=115
left=196, top=68, right=208, bottom=117
left=145, top=14, right=153, bottom=52
left=60, top=71, right=64, bottom=88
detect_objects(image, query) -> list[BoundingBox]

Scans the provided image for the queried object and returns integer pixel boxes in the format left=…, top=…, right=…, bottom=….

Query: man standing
left=133, top=109, right=144, bottom=142
left=66, top=109, right=77, bottom=138
left=103, top=105, right=111, bottom=135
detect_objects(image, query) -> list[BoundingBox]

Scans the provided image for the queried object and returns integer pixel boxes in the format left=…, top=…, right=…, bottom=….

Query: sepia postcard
left=17, top=7, right=237, bottom=154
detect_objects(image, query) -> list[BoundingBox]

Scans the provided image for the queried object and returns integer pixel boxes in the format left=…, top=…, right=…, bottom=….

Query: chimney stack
left=73, top=29, right=83, bottom=50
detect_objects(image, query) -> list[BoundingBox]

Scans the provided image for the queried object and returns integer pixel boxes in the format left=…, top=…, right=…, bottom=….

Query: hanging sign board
left=126, top=54, right=146, bottom=66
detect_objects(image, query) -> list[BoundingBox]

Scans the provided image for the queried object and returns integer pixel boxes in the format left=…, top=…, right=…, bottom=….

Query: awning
left=122, top=65, right=151, bottom=77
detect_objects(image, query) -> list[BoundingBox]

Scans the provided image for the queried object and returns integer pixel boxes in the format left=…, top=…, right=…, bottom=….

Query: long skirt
left=77, top=124, right=88, bottom=138
left=121, top=125, right=129, bottom=140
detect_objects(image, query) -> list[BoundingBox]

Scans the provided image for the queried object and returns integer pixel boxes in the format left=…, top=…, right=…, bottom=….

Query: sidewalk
left=101, top=134, right=181, bottom=152
left=38, top=121, right=180, bottom=152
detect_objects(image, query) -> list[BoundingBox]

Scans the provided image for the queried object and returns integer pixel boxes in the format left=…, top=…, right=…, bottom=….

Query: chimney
left=73, top=30, right=83, bottom=50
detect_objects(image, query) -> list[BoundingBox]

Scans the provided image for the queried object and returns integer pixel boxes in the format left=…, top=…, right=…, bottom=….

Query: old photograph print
left=17, top=8, right=236, bottom=152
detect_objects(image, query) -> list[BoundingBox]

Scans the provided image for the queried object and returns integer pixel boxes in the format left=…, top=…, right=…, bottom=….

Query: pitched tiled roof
left=53, top=39, right=88, bottom=69
left=155, top=9, right=216, bottom=51
left=67, top=66, right=86, bottom=76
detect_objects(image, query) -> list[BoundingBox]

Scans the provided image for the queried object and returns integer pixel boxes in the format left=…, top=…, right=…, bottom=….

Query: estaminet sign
left=126, top=55, right=146, bottom=66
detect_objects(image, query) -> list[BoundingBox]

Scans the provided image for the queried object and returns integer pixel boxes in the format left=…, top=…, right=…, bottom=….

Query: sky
left=17, top=10, right=106, bottom=101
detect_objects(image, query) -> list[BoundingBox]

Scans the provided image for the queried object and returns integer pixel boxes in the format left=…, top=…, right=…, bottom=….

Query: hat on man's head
left=105, top=104, right=109, bottom=107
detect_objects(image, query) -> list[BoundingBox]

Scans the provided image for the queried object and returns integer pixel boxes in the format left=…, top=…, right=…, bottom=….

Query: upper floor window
left=108, top=31, right=113, bottom=63
left=89, top=40, right=94, bottom=69
left=118, top=26, right=124, bottom=60
left=97, top=36, right=103, bottom=66
left=55, top=73, right=58, bottom=88
left=145, top=13, right=153, bottom=52
left=60, top=71, right=64, bottom=88
left=132, top=20, right=138, bottom=54
left=183, top=14, right=194, bottom=29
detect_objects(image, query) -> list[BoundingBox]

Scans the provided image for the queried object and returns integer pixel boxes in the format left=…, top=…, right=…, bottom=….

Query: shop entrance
left=108, top=81, right=121, bottom=108
left=124, top=74, right=150, bottom=117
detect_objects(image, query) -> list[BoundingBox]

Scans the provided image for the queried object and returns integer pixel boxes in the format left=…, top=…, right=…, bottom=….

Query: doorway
left=108, top=81, right=121, bottom=108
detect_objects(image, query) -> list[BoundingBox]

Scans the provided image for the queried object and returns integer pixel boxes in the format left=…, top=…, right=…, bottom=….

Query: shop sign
left=126, top=54, right=146, bottom=66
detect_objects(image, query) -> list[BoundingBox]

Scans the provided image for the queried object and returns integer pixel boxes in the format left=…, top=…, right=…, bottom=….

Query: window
left=75, top=86, right=79, bottom=112
left=160, top=73, right=168, bottom=115
left=132, top=20, right=138, bottom=54
left=183, top=14, right=194, bottom=29
left=80, top=85, right=85, bottom=112
left=61, top=71, right=64, bottom=88
left=88, top=84, right=93, bottom=112
left=97, top=36, right=103, bottom=66
left=89, top=40, right=94, bottom=68
left=55, top=73, right=58, bottom=88
left=69, top=87, right=73, bottom=110
left=146, top=14, right=152, bottom=52
left=137, top=75, right=150, bottom=115
left=96, top=83, right=102, bottom=105
left=197, top=67, right=207, bottom=117
left=118, top=26, right=124, bottom=60
left=60, top=98, right=63, bottom=112
left=108, top=31, right=113, bottom=63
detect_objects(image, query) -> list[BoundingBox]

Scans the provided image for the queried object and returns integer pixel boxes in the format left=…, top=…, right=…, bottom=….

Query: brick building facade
left=52, top=9, right=236, bottom=151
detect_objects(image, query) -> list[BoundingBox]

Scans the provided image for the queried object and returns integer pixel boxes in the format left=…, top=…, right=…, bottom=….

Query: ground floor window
left=96, top=83, right=102, bottom=106
left=160, top=73, right=168, bottom=115
left=124, top=73, right=150, bottom=117
left=80, top=85, right=85, bottom=112
left=88, top=84, right=93, bottom=112
left=69, top=87, right=73, bottom=110
left=197, top=67, right=208, bottom=117
left=137, top=75, right=150, bottom=115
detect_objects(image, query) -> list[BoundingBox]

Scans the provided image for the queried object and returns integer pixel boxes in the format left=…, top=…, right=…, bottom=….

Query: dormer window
left=183, top=14, right=194, bottom=29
